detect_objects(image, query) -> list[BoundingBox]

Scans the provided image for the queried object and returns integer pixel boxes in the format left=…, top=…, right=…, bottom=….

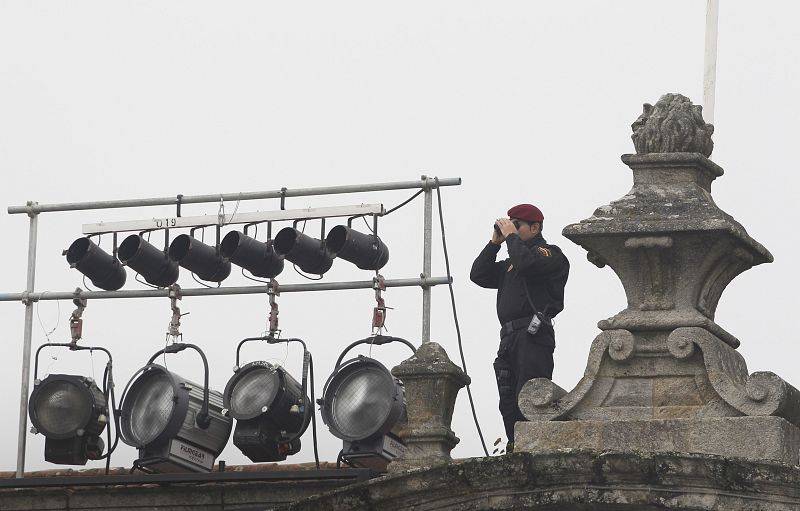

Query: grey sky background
left=0, top=2, right=797, bottom=472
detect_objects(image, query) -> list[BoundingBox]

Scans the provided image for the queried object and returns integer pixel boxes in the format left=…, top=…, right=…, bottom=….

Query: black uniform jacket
left=470, top=233, right=569, bottom=327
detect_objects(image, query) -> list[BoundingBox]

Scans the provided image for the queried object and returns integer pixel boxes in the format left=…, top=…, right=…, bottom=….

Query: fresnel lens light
left=65, top=236, right=127, bottom=291
left=28, top=304, right=118, bottom=466
left=319, top=336, right=415, bottom=472
left=119, top=343, right=232, bottom=473
left=223, top=336, right=311, bottom=462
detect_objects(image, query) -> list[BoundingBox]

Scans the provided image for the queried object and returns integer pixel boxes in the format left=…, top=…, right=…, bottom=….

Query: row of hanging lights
left=65, top=223, right=389, bottom=290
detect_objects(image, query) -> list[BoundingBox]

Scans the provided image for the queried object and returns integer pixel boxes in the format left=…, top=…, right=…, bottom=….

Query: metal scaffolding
left=4, top=176, right=461, bottom=477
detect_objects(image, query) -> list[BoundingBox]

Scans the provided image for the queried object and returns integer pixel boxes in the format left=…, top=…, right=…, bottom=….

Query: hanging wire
left=35, top=292, right=60, bottom=341
left=43, top=351, right=58, bottom=378
left=82, top=275, right=96, bottom=292
left=361, top=216, right=375, bottom=233
left=308, top=354, right=320, bottom=469
left=191, top=272, right=214, bottom=289
left=384, top=189, right=425, bottom=216
left=88, top=348, right=96, bottom=386
left=135, top=273, right=160, bottom=289
left=434, top=177, right=490, bottom=457
left=241, top=268, right=271, bottom=285
left=217, top=195, right=242, bottom=226
left=292, top=264, right=324, bottom=281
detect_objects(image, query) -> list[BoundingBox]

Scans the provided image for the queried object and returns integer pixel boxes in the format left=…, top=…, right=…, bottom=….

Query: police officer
left=470, top=204, right=569, bottom=452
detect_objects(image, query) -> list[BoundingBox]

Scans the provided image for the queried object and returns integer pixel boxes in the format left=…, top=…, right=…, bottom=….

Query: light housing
left=169, top=234, right=231, bottom=283
left=29, top=374, right=108, bottom=465
left=223, top=361, right=310, bottom=462
left=220, top=231, right=284, bottom=279
left=65, top=237, right=127, bottom=291
left=273, top=227, right=334, bottom=275
left=325, top=226, right=389, bottom=271
left=118, top=234, right=179, bottom=287
left=319, top=355, right=406, bottom=472
left=119, top=364, right=232, bottom=473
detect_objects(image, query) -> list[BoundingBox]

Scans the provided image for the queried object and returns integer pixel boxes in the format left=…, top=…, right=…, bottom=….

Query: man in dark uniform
left=470, top=203, right=569, bottom=451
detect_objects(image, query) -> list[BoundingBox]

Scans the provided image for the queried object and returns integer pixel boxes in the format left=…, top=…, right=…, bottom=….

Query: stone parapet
left=288, top=450, right=800, bottom=510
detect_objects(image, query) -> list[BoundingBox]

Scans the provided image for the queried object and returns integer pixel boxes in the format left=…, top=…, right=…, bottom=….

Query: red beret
left=507, top=204, right=544, bottom=223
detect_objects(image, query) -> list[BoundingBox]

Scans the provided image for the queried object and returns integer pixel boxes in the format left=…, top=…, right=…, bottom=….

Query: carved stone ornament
left=388, top=341, right=470, bottom=473
left=516, top=94, right=800, bottom=465
left=631, top=93, right=714, bottom=156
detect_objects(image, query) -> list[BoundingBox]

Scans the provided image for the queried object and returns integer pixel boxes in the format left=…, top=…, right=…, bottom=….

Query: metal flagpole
left=703, top=0, right=720, bottom=125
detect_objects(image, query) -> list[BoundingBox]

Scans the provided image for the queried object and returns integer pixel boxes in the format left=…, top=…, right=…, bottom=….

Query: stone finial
left=513, top=93, right=800, bottom=466
left=631, top=93, right=714, bottom=156
left=388, top=341, right=470, bottom=473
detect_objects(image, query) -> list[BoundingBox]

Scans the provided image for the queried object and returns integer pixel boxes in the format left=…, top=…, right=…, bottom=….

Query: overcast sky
left=1, top=2, right=798, bottom=473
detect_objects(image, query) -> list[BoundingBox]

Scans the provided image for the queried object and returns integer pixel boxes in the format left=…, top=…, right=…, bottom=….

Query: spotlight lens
left=34, top=380, right=89, bottom=436
left=128, top=372, right=175, bottom=445
left=229, top=367, right=280, bottom=418
left=331, top=367, right=395, bottom=439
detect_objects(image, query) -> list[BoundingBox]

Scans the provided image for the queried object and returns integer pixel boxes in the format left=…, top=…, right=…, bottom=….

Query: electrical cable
left=101, top=360, right=121, bottom=474
left=292, top=264, right=324, bottom=281
left=384, top=189, right=424, bottom=216
left=240, top=268, right=271, bottom=285
left=190, top=272, right=214, bottom=288
left=434, top=177, right=490, bottom=457
left=134, top=273, right=160, bottom=289
left=309, top=354, right=320, bottom=469
left=82, top=275, right=96, bottom=292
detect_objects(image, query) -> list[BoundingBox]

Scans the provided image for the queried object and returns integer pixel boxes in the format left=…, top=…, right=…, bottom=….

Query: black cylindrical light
left=326, top=226, right=389, bottom=271
left=169, top=234, right=231, bottom=283
left=65, top=237, right=127, bottom=291
left=220, top=231, right=284, bottom=279
left=119, top=364, right=232, bottom=473
left=223, top=361, right=309, bottom=462
left=118, top=234, right=179, bottom=287
left=273, top=227, right=334, bottom=275
left=29, top=374, right=108, bottom=465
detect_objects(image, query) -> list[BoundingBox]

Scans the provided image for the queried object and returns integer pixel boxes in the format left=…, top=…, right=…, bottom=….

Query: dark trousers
left=493, top=326, right=555, bottom=440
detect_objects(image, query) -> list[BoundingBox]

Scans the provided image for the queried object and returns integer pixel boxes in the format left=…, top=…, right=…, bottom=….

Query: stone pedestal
left=387, top=341, right=470, bottom=473
left=516, top=416, right=800, bottom=465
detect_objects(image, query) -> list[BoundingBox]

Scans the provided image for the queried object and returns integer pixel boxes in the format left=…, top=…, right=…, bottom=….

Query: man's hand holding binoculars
left=492, top=218, right=518, bottom=245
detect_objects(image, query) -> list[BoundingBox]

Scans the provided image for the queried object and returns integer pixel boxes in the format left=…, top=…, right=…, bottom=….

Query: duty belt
left=500, top=315, right=551, bottom=337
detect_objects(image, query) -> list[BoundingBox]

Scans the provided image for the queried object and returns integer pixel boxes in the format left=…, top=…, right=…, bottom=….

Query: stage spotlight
left=29, top=374, right=108, bottom=465
left=319, top=354, right=407, bottom=472
left=119, top=360, right=232, bottom=473
left=169, top=234, right=231, bottom=283
left=273, top=227, right=334, bottom=275
left=220, top=231, right=284, bottom=279
left=325, top=226, right=389, bottom=271
left=65, top=237, right=127, bottom=291
left=118, top=234, right=179, bottom=287
left=223, top=361, right=310, bottom=462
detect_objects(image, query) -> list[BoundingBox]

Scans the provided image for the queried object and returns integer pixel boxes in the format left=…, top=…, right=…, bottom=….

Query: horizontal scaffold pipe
left=8, top=177, right=461, bottom=215
left=0, top=276, right=451, bottom=302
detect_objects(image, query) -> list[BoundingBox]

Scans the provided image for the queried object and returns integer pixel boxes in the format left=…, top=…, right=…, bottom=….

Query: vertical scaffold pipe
left=422, top=176, right=433, bottom=344
left=17, top=205, right=38, bottom=477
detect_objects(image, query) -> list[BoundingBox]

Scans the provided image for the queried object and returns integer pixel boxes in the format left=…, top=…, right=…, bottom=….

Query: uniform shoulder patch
left=537, top=246, right=552, bottom=257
